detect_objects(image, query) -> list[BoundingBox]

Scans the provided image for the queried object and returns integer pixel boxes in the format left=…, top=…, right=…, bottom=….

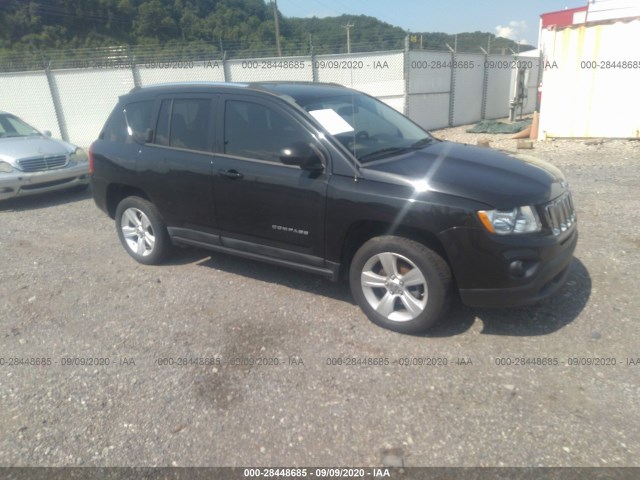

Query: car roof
left=251, top=82, right=356, bottom=104
left=122, top=81, right=355, bottom=105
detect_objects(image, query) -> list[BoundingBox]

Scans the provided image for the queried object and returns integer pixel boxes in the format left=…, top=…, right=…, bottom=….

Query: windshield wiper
left=410, top=137, right=433, bottom=148
left=358, top=146, right=413, bottom=162
left=358, top=138, right=434, bottom=162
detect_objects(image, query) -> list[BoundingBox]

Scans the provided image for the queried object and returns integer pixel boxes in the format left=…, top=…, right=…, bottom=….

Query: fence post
left=129, top=46, right=141, bottom=88
left=535, top=51, right=544, bottom=112
left=311, top=53, right=318, bottom=82
left=403, top=34, right=410, bottom=116
left=41, top=52, right=69, bottom=142
left=310, top=42, right=318, bottom=83
left=221, top=51, right=230, bottom=82
left=480, top=49, right=489, bottom=119
left=448, top=50, right=456, bottom=127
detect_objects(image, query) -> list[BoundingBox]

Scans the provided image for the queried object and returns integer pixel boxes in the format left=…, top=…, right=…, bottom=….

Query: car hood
left=0, top=136, right=76, bottom=164
left=360, top=141, right=567, bottom=208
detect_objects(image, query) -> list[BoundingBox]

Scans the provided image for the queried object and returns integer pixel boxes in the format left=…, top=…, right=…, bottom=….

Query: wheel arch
left=339, top=220, right=451, bottom=281
left=106, top=183, right=149, bottom=219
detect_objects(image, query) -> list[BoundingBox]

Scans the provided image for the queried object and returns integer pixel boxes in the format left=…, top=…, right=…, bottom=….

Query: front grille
left=544, top=191, right=576, bottom=236
left=17, top=155, right=67, bottom=172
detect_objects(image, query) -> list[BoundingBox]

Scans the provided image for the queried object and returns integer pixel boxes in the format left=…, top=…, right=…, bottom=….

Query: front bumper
left=440, top=224, right=578, bottom=308
left=0, top=163, right=90, bottom=200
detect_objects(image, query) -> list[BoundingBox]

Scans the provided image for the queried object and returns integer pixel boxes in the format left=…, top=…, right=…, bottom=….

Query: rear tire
left=349, top=236, right=451, bottom=334
left=115, top=196, right=172, bottom=265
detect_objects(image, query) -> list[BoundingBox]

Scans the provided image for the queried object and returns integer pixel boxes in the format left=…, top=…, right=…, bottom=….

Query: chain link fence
left=0, top=43, right=539, bottom=147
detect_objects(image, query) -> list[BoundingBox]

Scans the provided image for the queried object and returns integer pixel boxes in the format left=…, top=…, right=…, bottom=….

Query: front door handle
left=218, top=169, right=243, bottom=179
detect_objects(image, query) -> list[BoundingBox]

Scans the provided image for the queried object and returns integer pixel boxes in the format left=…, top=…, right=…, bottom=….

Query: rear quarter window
left=101, top=100, right=153, bottom=144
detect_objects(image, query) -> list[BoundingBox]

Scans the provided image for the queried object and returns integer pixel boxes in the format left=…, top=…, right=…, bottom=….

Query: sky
left=276, top=0, right=588, bottom=46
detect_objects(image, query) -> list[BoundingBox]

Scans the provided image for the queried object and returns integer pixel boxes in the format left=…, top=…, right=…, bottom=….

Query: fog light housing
left=509, top=259, right=540, bottom=278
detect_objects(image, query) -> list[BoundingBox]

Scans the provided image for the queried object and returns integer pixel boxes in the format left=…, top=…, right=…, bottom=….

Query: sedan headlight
left=69, top=148, right=88, bottom=163
left=0, top=160, right=14, bottom=173
left=477, top=206, right=541, bottom=235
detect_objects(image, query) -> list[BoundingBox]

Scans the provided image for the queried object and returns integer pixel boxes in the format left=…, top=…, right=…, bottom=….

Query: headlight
left=477, top=206, right=541, bottom=235
left=0, top=160, right=14, bottom=173
left=69, top=148, right=88, bottom=163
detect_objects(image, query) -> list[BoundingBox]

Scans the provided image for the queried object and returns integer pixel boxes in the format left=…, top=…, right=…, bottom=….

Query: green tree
left=0, top=0, right=535, bottom=71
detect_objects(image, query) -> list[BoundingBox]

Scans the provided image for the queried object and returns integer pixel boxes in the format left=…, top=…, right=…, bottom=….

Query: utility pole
left=273, top=0, right=282, bottom=56
left=342, top=23, right=354, bottom=54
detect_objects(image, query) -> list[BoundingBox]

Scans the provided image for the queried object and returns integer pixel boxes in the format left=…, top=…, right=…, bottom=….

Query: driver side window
left=224, top=100, right=313, bottom=163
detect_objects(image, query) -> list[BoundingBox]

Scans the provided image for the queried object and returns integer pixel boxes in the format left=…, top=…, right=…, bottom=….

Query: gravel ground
left=0, top=128, right=639, bottom=468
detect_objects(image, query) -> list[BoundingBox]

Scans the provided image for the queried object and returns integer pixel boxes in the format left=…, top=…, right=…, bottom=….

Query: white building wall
left=587, top=0, right=640, bottom=22
left=539, top=19, right=640, bottom=139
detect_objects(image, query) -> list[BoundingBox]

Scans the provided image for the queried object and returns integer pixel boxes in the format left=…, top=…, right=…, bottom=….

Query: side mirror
left=280, top=142, right=324, bottom=172
left=43, top=130, right=52, bottom=137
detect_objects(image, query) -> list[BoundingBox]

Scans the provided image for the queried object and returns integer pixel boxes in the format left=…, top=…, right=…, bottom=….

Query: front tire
left=115, top=196, right=172, bottom=265
left=349, top=236, right=451, bottom=334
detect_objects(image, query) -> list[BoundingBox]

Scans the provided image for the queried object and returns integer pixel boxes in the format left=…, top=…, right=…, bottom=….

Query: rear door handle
left=218, top=169, right=243, bottom=179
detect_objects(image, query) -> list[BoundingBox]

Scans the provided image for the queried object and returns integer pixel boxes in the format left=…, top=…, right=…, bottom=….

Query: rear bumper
left=441, top=225, right=578, bottom=308
left=90, top=175, right=110, bottom=216
left=0, top=163, right=89, bottom=200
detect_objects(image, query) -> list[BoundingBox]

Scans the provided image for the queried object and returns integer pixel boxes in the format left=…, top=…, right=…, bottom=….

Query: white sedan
left=0, top=111, right=89, bottom=201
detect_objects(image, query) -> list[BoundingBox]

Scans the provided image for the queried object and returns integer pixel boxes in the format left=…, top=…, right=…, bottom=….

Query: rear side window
left=101, top=100, right=153, bottom=144
left=100, top=107, right=126, bottom=143
left=154, top=98, right=211, bottom=152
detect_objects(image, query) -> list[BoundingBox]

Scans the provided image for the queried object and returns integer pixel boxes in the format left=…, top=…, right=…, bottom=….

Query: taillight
left=89, top=142, right=95, bottom=174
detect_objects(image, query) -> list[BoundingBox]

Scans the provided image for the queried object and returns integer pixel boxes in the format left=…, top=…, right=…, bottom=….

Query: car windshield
left=0, top=114, right=41, bottom=138
left=298, top=92, right=432, bottom=163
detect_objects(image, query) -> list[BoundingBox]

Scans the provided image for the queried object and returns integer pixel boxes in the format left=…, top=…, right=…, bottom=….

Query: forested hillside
left=0, top=0, right=534, bottom=68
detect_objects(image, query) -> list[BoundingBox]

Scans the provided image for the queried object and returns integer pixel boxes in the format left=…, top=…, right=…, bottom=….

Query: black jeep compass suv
left=90, top=82, right=577, bottom=333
